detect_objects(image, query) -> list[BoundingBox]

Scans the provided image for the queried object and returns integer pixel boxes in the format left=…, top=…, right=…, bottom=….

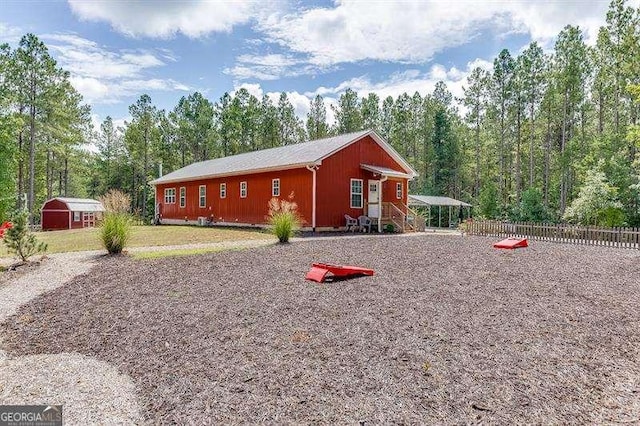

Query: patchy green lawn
left=0, top=225, right=269, bottom=257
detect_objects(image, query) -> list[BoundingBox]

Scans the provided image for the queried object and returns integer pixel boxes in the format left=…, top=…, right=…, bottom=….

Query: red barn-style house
left=41, top=197, right=105, bottom=231
left=149, top=130, right=419, bottom=231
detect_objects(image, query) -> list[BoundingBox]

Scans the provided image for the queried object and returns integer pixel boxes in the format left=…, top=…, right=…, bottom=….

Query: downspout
left=379, top=175, right=388, bottom=233
left=306, top=165, right=318, bottom=231
left=154, top=163, right=163, bottom=225
left=153, top=185, right=157, bottom=225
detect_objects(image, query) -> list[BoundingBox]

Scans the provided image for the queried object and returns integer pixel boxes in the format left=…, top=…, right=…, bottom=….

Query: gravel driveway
left=2, top=234, right=639, bottom=424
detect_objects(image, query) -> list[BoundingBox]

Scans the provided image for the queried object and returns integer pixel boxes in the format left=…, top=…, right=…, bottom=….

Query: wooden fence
left=466, top=220, right=640, bottom=250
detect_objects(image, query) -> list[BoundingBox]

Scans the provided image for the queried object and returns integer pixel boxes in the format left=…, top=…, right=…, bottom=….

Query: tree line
left=1, top=0, right=639, bottom=226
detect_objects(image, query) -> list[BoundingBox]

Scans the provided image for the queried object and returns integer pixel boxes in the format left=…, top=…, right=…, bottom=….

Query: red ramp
left=305, top=263, right=374, bottom=283
left=493, top=237, right=528, bottom=249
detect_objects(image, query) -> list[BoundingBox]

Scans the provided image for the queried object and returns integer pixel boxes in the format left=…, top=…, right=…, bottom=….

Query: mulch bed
left=2, top=235, right=640, bottom=424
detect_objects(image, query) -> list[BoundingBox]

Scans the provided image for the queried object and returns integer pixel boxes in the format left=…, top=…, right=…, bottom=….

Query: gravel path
left=0, top=252, right=97, bottom=324
left=0, top=251, right=144, bottom=424
left=2, top=234, right=638, bottom=424
left=1, top=353, right=143, bottom=424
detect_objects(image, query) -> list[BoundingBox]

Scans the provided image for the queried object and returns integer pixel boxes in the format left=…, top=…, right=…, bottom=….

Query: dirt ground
left=2, top=234, right=639, bottom=424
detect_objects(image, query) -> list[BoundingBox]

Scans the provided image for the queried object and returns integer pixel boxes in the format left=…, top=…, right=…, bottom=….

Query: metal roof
left=49, top=197, right=106, bottom=212
left=149, top=129, right=417, bottom=185
left=408, top=194, right=472, bottom=207
left=360, top=164, right=414, bottom=179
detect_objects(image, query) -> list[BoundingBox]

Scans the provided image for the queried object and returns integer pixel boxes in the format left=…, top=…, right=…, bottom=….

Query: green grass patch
left=0, top=225, right=269, bottom=258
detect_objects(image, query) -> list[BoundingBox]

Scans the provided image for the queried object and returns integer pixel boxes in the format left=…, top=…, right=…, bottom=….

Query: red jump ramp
left=305, top=263, right=374, bottom=283
left=493, top=237, right=528, bottom=249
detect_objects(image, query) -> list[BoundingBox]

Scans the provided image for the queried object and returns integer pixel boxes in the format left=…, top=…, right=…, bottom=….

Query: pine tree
left=3, top=208, right=47, bottom=262
left=333, top=88, right=363, bottom=133
left=462, top=67, right=489, bottom=197
left=306, top=94, right=329, bottom=140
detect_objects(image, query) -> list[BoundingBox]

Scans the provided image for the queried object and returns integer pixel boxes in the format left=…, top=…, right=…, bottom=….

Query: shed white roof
left=149, top=129, right=417, bottom=185
left=408, top=194, right=472, bottom=207
left=49, top=197, right=105, bottom=212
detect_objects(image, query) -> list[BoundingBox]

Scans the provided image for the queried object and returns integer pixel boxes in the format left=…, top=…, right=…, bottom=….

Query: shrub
left=514, top=188, right=552, bottom=222
left=563, top=168, right=624, bottom=226
left=99, top=189, right=133, bottom=254
left=267, top=194, right=301, bottom=243
left=100, top=213, right=132, bottom=254
left=478, top=181, right=499, bottom=219
left=3, top=209, right=47, bottom=262
left=99, top=189, right=131, bottom=214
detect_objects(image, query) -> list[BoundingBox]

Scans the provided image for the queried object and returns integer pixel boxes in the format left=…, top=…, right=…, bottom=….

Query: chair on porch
left=344, top=214, right=358, bottom=232
left=358, top=215, right=372, bottom=233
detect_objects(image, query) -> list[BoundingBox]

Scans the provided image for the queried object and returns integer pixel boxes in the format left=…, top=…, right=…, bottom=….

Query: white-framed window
left=199, top=185, right=206, bottom=208
left=164, top=188, right=176, bottom=204
left=240, top=181, right=247, bottom=198
left=179, top=187, right=186, bottom=208
left=73, top=211, right=80, bottom=222
left=396, top=182, right=403, bottom=199
left=350, top=179, right=363, bottom=208
left=272, top=178, right=280, bottom=197
left=220, top=183, right=226, bottom=199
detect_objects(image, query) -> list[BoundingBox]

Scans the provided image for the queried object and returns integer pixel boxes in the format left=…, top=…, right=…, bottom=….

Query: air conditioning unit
left=198, top=217, right=207, bottom=226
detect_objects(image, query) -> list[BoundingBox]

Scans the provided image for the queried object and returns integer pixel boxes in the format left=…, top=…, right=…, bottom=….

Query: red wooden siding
left=315, top=135, right=408, bottom=227
left=155, top=134, right=411, bottom=229
left=42, top=211, right=69, bottom=230
left=41, top=199, right=70, bottom=230
left=156, top=168, right=313, bottom=226
left=70, top=212, right=84, bottom=229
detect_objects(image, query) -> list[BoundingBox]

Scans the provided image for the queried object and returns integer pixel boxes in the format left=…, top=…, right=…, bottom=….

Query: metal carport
left=408, top=195, right=472, bottom=228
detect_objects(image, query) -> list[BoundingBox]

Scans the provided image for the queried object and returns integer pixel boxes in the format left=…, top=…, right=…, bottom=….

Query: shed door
left=368, top=180, right=380, bottom=218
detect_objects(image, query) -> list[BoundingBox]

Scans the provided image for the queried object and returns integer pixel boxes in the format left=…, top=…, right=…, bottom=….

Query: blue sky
left=1, top=0, right=635, bottom=128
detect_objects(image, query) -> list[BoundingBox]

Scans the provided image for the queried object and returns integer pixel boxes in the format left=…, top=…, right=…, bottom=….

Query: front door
left=368, top=180, right=380, bottom=218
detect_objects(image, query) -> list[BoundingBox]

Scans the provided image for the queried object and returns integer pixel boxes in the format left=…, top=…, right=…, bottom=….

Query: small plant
left=384, top=223, right=395, bottom=233
left=3, top=209, right=47, bottom=262
left=100, top=213, right=132, bottom=254
left=99, top=190, right=132, bottom=254
left=267, top=193, right=301, bottom=243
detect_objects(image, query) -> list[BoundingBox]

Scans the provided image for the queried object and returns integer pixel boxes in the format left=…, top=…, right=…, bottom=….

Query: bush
left=478, top=181, right=499, bottom=219
left=99, top=189, right=131, bottom=214
left=513, top=188, right=552, bottom=222
left=3, top=209, right=47, bottom=262
left=267, top=194, right=301, bottom=243
left=99, top=189, right=133, bottom=254
left=563, top=168, right=624, bottom=226
left=100, top=213, right=132, bottom=254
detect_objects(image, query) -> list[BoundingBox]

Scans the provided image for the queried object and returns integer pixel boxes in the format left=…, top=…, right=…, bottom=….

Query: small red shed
left=149, top=130, right=419, bottom=231
left=41, top=197, right=105, bottom=231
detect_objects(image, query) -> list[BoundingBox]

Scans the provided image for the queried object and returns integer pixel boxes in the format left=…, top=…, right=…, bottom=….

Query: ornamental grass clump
left=99, top=190, right=132, bottom=254
left=267, top=194, right=301, bottom=243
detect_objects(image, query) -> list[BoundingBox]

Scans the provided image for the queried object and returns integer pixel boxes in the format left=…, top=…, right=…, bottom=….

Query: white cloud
left=67, top=0, right=266, bottom=38
left=43, top=33, right=191, bottom=104
left=224, top=53, right=332, bottom=81
left=234, top=83, right=264, bottom=99
left=0, top=22, right=22, bottom=43
left=306, top=62, right=476, bottom=103
left=256, top=0, right=638, bottom=68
